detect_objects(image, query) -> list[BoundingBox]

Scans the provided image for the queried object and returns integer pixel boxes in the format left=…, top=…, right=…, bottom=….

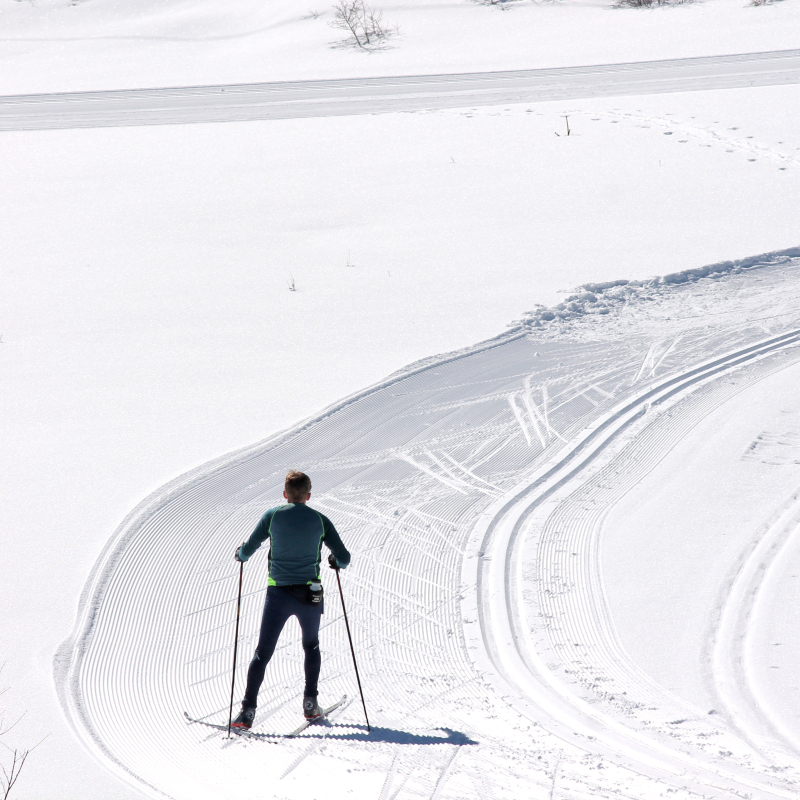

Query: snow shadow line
left=306, top=725, right=476, bottom=745
left=268, top=725, right=476, bottom=746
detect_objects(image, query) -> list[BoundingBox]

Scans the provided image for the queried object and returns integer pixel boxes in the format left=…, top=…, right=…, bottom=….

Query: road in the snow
left=1, top=49, right=799, bottom=130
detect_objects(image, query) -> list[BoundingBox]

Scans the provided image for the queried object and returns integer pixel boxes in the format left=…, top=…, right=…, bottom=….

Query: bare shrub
left=1, top=749, right=30, bottom=800
left=614, top=0, right=691, bottom=7
left=330, top=0, right=396, bottom=49
left=473, top=0, right=523, bottom=7
left=1, top=668, right=43, bottom=800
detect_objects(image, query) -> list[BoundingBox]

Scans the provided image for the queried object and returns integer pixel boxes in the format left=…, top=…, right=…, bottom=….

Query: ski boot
left=303, top=696, right=323, bottom=720
left=231, top=704, right=256, bottom=730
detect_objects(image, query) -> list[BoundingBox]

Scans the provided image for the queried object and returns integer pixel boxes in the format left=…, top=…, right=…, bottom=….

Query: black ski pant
left=242, top=585, right=322, bottom=709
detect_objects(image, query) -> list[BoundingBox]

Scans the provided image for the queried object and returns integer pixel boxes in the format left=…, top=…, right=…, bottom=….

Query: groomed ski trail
left=464, top=329, right=800, bottom=799
left=57, top=251, right=800, bottom=800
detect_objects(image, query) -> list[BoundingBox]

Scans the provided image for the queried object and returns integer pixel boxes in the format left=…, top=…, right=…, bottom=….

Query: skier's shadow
left=291, top=723, right=477, bottom=745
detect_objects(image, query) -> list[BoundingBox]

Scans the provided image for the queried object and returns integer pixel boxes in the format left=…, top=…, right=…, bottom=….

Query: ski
left=184, top=695, right=348, bottom=740
left=183, top=711, right=278, bottom=741
left=285, top=695, right=348, bottom=738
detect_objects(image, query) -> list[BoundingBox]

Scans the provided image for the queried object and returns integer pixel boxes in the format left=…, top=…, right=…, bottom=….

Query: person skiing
left=230, top=470, right=350, bottom=730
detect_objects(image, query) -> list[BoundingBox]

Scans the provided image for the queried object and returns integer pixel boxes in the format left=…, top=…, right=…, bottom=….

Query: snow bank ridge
left=516, top=246, right=800, bottom=330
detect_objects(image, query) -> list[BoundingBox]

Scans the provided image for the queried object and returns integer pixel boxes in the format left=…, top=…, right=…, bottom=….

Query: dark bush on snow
left=615, top=0, right=691, bottom=8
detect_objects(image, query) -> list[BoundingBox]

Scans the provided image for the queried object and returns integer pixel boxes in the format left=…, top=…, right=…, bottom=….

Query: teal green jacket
left=237, top=503, right=350, bottom=585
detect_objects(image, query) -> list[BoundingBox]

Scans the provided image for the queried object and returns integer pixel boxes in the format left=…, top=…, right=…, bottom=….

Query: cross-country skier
left=230, top=470, right=351, bottom=730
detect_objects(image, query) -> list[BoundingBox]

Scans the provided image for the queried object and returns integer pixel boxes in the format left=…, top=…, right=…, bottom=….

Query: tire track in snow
left=1, top=49, right=800, bottom=130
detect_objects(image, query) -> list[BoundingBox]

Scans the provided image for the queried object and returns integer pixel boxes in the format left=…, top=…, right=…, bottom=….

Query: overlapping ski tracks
left=58, top=250, right=800, bottom=799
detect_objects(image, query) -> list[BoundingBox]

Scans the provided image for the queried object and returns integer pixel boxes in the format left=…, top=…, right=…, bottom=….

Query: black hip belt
left=274, top=582, right=324, bottom=606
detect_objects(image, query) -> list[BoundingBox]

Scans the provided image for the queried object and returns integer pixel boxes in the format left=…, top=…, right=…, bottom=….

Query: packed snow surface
left=3, top=2, right=800, bottom=799
left=2, top=0, right=800, bottom=94
left=2, top=50, right=800, bottom=131
left=3, top=88, right=798, bottom=800
left=56, top=253, right=800, bottom=799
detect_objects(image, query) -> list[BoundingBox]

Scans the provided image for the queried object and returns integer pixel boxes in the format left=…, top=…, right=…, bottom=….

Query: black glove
left=328, top=553, right=339, bottom=570
left=234, top=543, right=245, bottom=563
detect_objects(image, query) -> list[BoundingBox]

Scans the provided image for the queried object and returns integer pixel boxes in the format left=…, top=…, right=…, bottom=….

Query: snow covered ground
left=57, top=253, right=800, bottom=800
left=2, top=1, right=800, bottom=799
left=57, top=249, right=800, bottom=798
left=2, top=0, right=800, bottom=94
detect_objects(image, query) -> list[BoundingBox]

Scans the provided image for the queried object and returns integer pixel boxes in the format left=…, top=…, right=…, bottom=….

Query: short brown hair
left=285, top=470, right=311, bottom=502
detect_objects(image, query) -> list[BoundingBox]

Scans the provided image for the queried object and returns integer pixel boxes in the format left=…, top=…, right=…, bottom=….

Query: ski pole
left=332, top=560, right=371, bottom=732
left=226, top=557, right=244, bottom=738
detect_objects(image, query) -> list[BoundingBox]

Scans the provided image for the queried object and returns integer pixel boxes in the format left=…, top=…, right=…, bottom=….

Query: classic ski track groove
left=1, top=49, right=800, bottom=130
left=468, top=329, right=800, bottom=798
left=57, top=258, right=800, bottom=799
left=532, top=355, right=800, bottom=783
left=712, top=487, right=800, bottom=755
